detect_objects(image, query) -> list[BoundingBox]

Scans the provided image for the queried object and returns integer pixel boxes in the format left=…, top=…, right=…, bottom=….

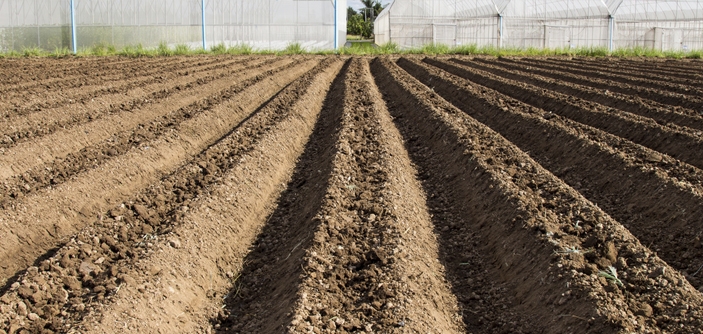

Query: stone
left=132, top=204, right=150, bottom=218
left=17, top=286, right=33, bottom=299
left=168, top=238, right=182, bottom=249
left=604, top=241, right=618, bottom=264
left=79, top=261, right=96, bottom=276
left=636, top=303, right=654, bottom=317
left=63, top=276, right=82, bottom=291
left=17, top=301, right=27, bottom=316
left=119, top=274, right=136, bottom=286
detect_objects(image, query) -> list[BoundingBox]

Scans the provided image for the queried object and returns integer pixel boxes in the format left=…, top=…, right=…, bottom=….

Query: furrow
left=465, top=57, right=703, bottom=132
left=519, top=57, right=703, bottom=97
left=374, top=57, right=548, bottom=333
left=0, top=59, right=254, bottom=138
left=0, top=57, right=343, bottom=334
left=539, top=57, right=703, bottom=89
left=0, top=57, right=186, bottom=96
left=597, top=58, right=703, bottom=75
left=0, top=57, right=283, bottom=206
left=0, top=58, right=320, bottom=289
left=0, top=57, right=142, bottom=89
left=0, top=57, right=290, bottom=184
left=216, top=59, right=351, bottom=333
left=219, top=58, right=465, bottom=333
left=501, top=57, right=703, bottom=111
left=571, top=57, right=703, bottom=81
left=289, top=58, right=463, bottom=332
left=425, top=58, right=703, bottom=171
left=398, top=57, right=703, bottom=291
left=386, top=57, right=703, bottom=333
left=0, top=56, right=226, bottom=111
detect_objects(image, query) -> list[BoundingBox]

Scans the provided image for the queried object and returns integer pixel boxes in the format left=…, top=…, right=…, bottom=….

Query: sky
left=347, top=0, right=394, bottom=11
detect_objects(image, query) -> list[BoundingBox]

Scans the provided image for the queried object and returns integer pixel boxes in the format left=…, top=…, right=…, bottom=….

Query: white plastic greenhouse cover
left=374, top=0, right=703, bottom=50
left=0, top=0, right=347, bottom=52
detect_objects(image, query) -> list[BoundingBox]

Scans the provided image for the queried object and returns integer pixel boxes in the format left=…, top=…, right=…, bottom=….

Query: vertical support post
left=201, top=0, right=206, bottom=51
left=70, top=0, right=77, bottom=54
left=608, top=15, right=614, bottom=52
left=498, top=14, right=503, bottom=49
left=333, top=0, right=338, bottom=49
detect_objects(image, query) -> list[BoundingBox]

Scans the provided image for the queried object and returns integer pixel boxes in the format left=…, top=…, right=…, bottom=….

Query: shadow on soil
left=212, top=60, right=350, bottom=333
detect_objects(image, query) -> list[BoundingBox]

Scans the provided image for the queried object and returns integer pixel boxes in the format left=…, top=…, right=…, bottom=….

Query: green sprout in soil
left=599, top=266, right=624, bottom=287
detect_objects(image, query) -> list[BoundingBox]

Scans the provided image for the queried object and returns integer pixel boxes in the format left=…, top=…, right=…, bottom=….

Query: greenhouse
left=0, top=0, right=347, bottom=52
left=374, top=0, right=703, bottom=51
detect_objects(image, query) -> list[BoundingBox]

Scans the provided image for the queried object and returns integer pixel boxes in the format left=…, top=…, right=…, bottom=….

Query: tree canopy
left=347, top=1, right=385, bottom=39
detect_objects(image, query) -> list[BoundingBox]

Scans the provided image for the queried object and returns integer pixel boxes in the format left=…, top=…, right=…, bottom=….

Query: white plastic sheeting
left=375, top=0, right=703, bottom=50
left=0, top=0, right=346, bottom=52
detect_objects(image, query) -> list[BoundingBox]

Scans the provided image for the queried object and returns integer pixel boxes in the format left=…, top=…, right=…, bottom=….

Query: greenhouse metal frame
left=0, top=0, right=347, bottom=52
left=374, top=0, right=703, bottom=51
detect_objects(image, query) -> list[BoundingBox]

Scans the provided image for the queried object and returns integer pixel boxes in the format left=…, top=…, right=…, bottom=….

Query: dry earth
left=1, top=55, right=703, bottom=333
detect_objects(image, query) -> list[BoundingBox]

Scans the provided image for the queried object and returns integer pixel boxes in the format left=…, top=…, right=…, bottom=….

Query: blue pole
left=201, top=0, right=206, bottom=50
left=70, top=0, right=77, bottom=54
left=333, top=0, right=338, bottom=49
left=608, top=15, right=614, bottom=53
left=498, top=14, right=503, bottom=49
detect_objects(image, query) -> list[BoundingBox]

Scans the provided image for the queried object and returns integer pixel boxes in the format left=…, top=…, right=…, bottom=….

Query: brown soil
left=501, top=57, right=703, bottom=111
left=0, top=57, right=143, bottom=91
left=535, top=57, right=703, bottom=90
left=462, top=57, right=703, bottom=132
left=391, top=57, right=703, bottom=333
left=0, top=57, right=317, bottom=288
left=0, top=57, right=267, bottom=147
left=567, top=57, right=703, bottom=83
left=1, top=55, right=703, bottom=334
left=427, top=58, right=703, bottom=171
left=397, top=56, right=703, bottom=290
left=576, top=57, right=703, bottom=75
left=520, top=57, right=703, bottom=98
left=0, top=57, right=289, bottom=183
left=0, top=57, right=282, bottom=205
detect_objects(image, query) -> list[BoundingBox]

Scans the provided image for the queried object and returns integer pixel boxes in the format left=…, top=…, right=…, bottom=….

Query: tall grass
left=173, top=44, right=191, bottom=55
left=51, top=47, right=72, bottom=58
left=157, top=42, right=174, bottom=56
left=88, top=43, right=116, bottom=56
left=2, top=41, right=703, bottom=59
left=22, top=47, right=44, bottom=57
left=210, top=43, right=227, bottom=54
left=280, top=43, right=305, bottom=55
left=118, top=44, right=152, bottom=57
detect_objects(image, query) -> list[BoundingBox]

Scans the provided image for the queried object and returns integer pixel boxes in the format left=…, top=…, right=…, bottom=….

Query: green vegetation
left=1, top=41, right=702, bottom=59
left=281, top=43, right=305, bottom=55
left=88, top=42, right=116, bottom=56
left=347, top=12, right=372, bottom=39
left=157, top=42, right=174, bottom=56
left=347, top=1, right=385, bottom=39
left=598, top=266, right=624, bottom=287
left=173, top=44, right=192, bottom=56
left=21, top=47, right=44, bottom=57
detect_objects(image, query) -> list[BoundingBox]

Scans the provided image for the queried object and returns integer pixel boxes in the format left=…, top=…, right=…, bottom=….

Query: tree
left=347, top=13, right=372, bottom=38
left=347, top=6, right=358, bottom=19
left=347, top=1, right=383, bottom=39
left=360, top=0, right=384, bottom=18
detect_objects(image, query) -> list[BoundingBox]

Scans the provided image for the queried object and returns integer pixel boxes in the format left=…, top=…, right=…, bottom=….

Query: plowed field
left=1, top=55, right=703, bottom=334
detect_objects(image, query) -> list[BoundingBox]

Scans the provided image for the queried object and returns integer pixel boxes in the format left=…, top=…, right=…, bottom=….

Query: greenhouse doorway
left=645, top=27, right=683, bottom=51
left=433, top=23, right=457, bottom=46
left=544, top=25, right=570, bottom=49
